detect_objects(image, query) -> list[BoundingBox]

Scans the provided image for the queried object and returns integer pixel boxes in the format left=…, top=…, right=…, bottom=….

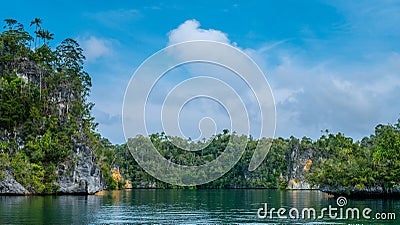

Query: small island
left=1, top=18, right=400, bottom=198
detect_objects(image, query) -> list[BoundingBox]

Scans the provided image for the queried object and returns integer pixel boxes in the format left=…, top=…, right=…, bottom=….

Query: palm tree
left=35, top=28, right=53, bottom=100
left=30, top=18, right=41, bottom=49
left=36, top=29, right=54, bottom=46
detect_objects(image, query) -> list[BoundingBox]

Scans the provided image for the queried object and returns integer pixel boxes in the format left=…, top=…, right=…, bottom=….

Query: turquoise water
left=1, top=189, right=399, bottom=224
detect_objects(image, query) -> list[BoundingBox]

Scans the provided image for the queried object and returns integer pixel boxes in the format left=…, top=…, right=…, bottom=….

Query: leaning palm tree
left=30, top=18, right=42, bottom=49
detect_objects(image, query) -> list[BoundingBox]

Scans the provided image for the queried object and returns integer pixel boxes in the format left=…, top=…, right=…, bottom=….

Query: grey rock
left=0, top=170, right=30, bottom=195
left=56, top=145, right=105, bottom=194
left=320, top=185, right=400, bottom=197
left=287, top=145, right=318, bottom=190
left=0, top=144, right=105, bottom=195
left=136, top=181, right=157, bottom=189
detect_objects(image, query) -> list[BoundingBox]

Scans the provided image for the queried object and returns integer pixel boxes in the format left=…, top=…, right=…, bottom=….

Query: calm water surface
left=1, top=189, right=399, bottom=224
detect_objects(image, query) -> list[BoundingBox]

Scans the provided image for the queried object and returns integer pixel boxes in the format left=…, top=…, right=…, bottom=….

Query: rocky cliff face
left=0, top=144, right=105, bottom=195
left=56, top=144, right=105, bottom=194
left=0, top=170, right=30, bottom=195
left=319, top=185, right=400, bottom=197
left=286, top=145, right=317, bottom=190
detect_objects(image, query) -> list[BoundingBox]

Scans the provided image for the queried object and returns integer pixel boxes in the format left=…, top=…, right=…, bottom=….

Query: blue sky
left=3, top=0, right=400, bottom=143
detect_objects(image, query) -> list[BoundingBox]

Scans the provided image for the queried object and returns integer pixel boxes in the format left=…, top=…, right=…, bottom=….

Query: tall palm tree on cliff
left=30, top=18, right=41, bottom=49
left=35, top=29, right=53, bottom=100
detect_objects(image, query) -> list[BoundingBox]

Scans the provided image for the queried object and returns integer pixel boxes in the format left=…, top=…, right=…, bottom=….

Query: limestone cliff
left=0, top=171, right=30, bottom=195
left=0, top=144, right=105, bottom=195
left=286, top=145, right=318, bottom=190
left=56, top=144, right=105, bottom=194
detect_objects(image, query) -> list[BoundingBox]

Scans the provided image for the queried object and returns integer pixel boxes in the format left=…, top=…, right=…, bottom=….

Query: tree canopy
left=0, top=18, right=97, bottom=193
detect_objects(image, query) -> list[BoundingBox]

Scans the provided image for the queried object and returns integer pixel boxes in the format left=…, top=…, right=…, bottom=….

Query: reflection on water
left=0, top=194, right=103, bottom=224
left=1, top=189, right=399, bottom=224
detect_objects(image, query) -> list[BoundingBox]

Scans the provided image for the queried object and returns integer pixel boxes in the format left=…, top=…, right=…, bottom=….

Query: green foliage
left=308, top=121, right=400, bottom=192
left=10, top=151, right=44, bottom=192
left=96, top=119, right=400, bottom=192
left=101, top=165, right=118, bottom=190
left=94, top=132, right=291, bottom=189
left=0, top=18, right=96, bottom=194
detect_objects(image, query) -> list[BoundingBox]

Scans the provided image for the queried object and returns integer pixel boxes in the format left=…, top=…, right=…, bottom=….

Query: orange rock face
left=303, top=159, right=312, bottom=172
left=111, top=169, right=122, bottom=183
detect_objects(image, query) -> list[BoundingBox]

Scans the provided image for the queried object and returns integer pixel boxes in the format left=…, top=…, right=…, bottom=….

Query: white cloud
left=266, top=50, right=400, bottom=140
left=273, top=88, right=304, bottom=105
left=79, top=36, right=114, bottom=62
left=167, top=19, right=231, bottom=45
left=118, top=20, right=273, bottom=140
left=159, top=19, right=399, bottom=141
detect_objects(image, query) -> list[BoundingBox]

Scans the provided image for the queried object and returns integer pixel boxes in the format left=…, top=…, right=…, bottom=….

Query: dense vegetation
left=96, top=131, right=295, bottom=189
left=308, top=120, right=400, bottom=193
left=1, top=18, right=399, bottom=195
left=0, top=18, right=102, bottom=193
left=97, top=119, right=400, bottom=193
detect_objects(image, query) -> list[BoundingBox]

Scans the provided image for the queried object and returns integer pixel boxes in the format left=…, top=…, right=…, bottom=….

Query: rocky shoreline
left=0, top=145, right=105, bottom=196
left=1, top=138, right=398, bottom=197
left=319, top=185, right=400, bottom=198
